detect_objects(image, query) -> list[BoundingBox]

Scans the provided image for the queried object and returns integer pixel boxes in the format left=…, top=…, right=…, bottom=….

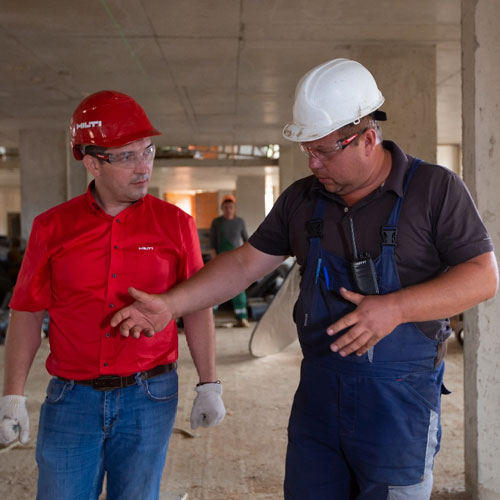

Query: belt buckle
left=91, top=375, right=120, bottom=391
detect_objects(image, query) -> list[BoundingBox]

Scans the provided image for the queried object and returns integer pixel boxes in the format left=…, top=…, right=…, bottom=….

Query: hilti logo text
left=76, top=120, right=102, bottom=129
left=138, top=246, right=154, bottom=250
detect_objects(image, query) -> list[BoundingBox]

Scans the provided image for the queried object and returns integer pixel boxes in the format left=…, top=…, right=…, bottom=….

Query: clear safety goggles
left=300, top=128, right=368, bottom=161
left=85, top=144, right=156, bottom=168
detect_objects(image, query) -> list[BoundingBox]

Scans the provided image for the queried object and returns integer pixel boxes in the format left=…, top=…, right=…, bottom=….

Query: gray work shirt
left=210, top=216, right=248, bottom=252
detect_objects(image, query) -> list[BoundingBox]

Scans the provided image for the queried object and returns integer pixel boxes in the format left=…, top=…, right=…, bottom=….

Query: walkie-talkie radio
left=348, top=217, right=379, bottom=295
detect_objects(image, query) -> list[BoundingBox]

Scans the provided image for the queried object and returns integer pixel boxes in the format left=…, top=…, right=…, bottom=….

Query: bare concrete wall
left=18, top=129, right=88, bottom=240
left=236, top=175, right=265, bottom=236
left=67, top=153, right=88, bottom=200
left=19, top=129, right=67, bottom=239
left=351, top=45, right=437, bottom=163
left=279, top=144, right=309, bottom=193
left=462, top=0, right=500, bottom=498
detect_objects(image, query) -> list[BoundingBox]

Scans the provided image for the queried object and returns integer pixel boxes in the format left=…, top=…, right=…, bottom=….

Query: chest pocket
left=130, top=246, right=180, bottom=293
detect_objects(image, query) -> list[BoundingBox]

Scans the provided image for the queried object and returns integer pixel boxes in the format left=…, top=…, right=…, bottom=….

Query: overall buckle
left=307, top=219, right=323, bottom=239
left=382, top=226, right=397, bottom=246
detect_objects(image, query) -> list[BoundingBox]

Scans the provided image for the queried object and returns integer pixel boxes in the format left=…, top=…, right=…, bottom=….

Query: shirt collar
left=85, top=180, right=147, bottom=217
left=85, top=180, right=102, bottom=212
left=380, top=140, right=414, bottom=198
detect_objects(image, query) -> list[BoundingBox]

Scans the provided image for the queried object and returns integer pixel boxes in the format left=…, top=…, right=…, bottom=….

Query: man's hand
left=110, top=287, right=173, bottom=338
left=190, top=382, right=226, bottom=429
left=0, top=395, right=30, bottom=445
left=326, top=287, right=401, bottom=357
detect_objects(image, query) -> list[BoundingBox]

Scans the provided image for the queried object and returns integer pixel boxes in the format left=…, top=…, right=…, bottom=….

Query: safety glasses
left=300, top=128, right=368, bottom=161
left=86, top=144, right=156, bottom=168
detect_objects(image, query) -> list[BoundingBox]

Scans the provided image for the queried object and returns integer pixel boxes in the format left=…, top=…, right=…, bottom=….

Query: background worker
left=209, top=195, right=249, bottom=327
left=111, top=59, right=498, bottom=500
left=0, top=91, right=225, bottom=500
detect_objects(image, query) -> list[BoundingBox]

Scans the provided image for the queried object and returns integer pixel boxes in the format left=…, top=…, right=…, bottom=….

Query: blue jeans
left=36, top=370, right=178, bottom=500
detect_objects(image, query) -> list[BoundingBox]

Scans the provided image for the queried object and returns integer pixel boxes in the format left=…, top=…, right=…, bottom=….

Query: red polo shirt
left=10, top=183, right=204, bottom=379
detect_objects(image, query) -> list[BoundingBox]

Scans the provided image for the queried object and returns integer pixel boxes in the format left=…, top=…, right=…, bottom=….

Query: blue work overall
left=285, top=159, right=445, bottom=500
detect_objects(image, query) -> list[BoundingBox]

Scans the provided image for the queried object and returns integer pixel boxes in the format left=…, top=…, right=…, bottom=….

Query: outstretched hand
left=326, top=287, right=401, bottom=357
left=110, top=287, right=173, bottom=338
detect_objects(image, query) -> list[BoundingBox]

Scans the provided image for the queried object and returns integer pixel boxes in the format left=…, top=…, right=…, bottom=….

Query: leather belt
left=57, top=362, right=177, bottom=391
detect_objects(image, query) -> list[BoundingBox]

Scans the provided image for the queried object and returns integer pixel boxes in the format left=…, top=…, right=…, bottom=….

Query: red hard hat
left=70, top=90, right=161, bottom=160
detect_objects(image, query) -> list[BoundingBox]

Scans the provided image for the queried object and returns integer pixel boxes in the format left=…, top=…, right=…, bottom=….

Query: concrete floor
left=0, top=318, right=467, bottom=499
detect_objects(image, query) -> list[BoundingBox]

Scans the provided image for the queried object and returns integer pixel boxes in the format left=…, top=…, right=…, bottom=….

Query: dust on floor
left=0, top=326, right=467, bottom=499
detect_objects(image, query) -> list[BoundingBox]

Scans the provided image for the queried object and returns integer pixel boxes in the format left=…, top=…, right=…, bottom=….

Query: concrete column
left=19, top=129, right=67, bottom=239
left=279, top=144, right=310, bottom=193
left=67, top=153, right=88, bottom=200
left=19, top=129, right=87, bottom=240
left=462, top=1, right=500, bottom=499
left=236, top=175, right=265, bottom=237
left=351, top=45, right=437, bottom=162
left=437, top=144, right=462, bottom=176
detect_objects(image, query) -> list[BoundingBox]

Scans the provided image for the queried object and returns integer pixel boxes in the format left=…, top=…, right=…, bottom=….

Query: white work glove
left=190, top=382, right=226, bottom=429
left=0, top=395, right=30, bottom=445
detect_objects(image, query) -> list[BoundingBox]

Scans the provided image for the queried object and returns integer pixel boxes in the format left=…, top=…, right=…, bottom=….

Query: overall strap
left=303, top=196, right=328, bottom=282
left=381, top=158, right=422, bottom=247
left=305, top=196, right=328, bottom=245
left=310, top=196, right=328, bottom=231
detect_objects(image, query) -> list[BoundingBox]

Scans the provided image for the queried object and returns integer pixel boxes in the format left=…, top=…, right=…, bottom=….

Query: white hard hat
left=282, top=58, right=386, bottom=142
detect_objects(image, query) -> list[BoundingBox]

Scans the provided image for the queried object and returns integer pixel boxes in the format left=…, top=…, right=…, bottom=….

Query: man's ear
left=82, top=155, right=101, bottom=177
left=363, top=128, right=378, bottom=156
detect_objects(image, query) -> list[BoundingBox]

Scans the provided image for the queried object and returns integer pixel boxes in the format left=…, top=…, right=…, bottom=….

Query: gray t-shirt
left=210, top=216, right=248, bottom=253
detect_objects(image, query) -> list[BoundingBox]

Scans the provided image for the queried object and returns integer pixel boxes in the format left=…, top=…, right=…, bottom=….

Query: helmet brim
left=283, top=109, right=387, bottom=143
left=282, top=123, right=340, bottom=143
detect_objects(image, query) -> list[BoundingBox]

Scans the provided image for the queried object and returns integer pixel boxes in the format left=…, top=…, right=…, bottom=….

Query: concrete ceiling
left=0, top=0, right=462, bottom=150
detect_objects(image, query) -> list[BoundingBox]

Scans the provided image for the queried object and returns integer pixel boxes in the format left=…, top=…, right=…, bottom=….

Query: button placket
left=101, top=216, right=123, bottom=372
